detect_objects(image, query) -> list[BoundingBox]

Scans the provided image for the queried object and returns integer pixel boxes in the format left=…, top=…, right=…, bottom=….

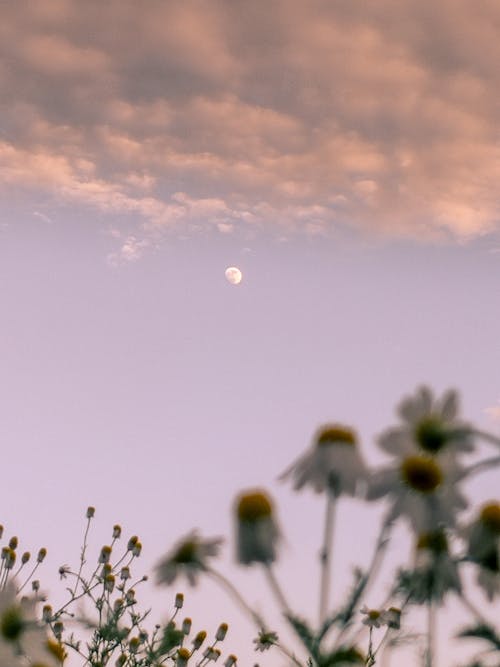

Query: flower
left=253, top=629, right=278, bottom=651
left=0, top=584, right=58, bottom=667
left=155, top=532, right=223, bottom=586
left=235, top=490, right=279, bottom=565
left=367, top=452, right=469, bottom=532
left=280, top=425, right=367, bottom=497
left=378, top=386, right=473, bottom=461
left=381, top=607, right=401, bottom=630
left=463, top=501, right=500, bottom=600
left=360, top=607, right=384, bottom=628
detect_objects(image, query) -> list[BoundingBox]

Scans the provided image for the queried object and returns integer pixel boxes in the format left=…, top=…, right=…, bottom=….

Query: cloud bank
left=2, top=0, right=500, bottom=249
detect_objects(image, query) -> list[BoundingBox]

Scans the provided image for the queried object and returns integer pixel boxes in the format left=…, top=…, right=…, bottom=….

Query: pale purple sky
left=1, top=2, right=500, bottom=665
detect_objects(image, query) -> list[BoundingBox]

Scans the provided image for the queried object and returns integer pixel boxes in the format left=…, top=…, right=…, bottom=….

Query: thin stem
left=206, top=567, right=266, bottom=629
left=276, top=642, right=306, bottom=667
left=263, top=564, right=292, bottom=617
left=319, top=494, right=336, bottom=626
left=72, top=515, right=92, bottom=596
left=425, top=601, right=435, bottom=667
left=333, top=512, right=394, bottom=647
left=464, top=455, right=500, bottom=478
left=470, top=428, right=500, bottom=450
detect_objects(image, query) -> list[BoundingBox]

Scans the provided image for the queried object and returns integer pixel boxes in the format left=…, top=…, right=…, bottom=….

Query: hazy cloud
left=2, top=0, right=500, bottom=250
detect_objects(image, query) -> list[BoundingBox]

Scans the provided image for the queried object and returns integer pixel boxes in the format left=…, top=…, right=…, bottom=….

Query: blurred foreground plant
left=0, top=509, right=236, bottom=667
left=156, top=386, right=500, bottom=667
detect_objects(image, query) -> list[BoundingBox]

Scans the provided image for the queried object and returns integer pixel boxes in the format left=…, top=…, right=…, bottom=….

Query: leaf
left=317, top=646, right=365, bottom=666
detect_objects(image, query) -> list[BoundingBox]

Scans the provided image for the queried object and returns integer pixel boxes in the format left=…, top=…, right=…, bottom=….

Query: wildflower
left=280, top=424, right=367, bottom=497
left=182, top=617, right=192, bottom=635
left=253, top=629, right=278, bottom=651
left=155, top=532, right=223, bottom=586
left=378, top=386, right=473, bottom=460
left=235, top=491, right=279, bottom=565
left=31, top=581, right=40, bottom=593
left=381, top=607, right=401, bottom=630
left=112, top=525, right=122, bottom=539
left=132, top=541, right=142, bottom=557
left=192, top=630, right=207, bottom=649
left=0, top=585, right=53, bottom=665
left=224, top=656, right=237, bottom=667
left=9, top=537, right=18, bottom=551
left=177, top=647, right=191, bottom=667
left=367, top=453, right=468, bottom=531
left=86, top=506, right=95, bottom=518
left=463, top=501, right=500, bottom=600
left=120, top=566, right=131, bottom=581
left=215, top=623, right=228, bottom=641
left=203, top=646, right=221, bottom=661
left=104, top=574, right=115, bottom=593
left=360, top=607, right=383, bottom=628
left=127, top=536, right=139, bottom=551
left=175, top=593, right=184, bottom=609
left=99, top=546, right=112, bottom=564
left=37, top=548, right=47, bottom=563
left=58, top=565, right=71, bottom=580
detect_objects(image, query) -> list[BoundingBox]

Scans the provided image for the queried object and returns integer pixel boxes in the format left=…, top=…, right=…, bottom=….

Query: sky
left=1, top=2, right=500, bottom=666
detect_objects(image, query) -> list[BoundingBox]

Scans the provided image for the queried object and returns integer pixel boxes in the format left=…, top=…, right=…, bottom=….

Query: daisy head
left=155, top=532, right=223, bottom=587
left=360, top=606, right=384, bottom=628
left=235, top=490, right=279, bottom=565
left=378, top=386, right=473, bottom=459
left=368, top=453, right=468, bottom=532
left=280, top=424, right=367, bottom=497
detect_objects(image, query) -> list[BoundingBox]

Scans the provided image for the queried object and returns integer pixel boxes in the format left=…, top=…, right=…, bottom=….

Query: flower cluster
left=155, top=385, right=500, bottom=667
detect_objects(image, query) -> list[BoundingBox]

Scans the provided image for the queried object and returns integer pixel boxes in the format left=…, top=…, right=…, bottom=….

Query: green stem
left=319, top=494, right=336, bottom=626
left=206, top=567, right=266, bottom=629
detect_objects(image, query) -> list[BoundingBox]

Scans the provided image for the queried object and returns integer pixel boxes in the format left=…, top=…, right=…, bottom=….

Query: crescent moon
left=225, top=266, right=242, bottom=285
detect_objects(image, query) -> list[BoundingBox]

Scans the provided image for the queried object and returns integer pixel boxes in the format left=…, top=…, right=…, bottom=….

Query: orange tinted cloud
left=2, top=1, right=500, bottom=249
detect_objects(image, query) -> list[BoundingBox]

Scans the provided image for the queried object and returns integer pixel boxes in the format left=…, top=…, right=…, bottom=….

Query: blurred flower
left=360, top=607, right=384, bottom=628
left=463, top=501, right=500, bottom=600
left=155, top=532, right=223, bottom=586
left=235, top=490, right=279, bottom=565
left=253, top=629, right=278, bottom=651
left=378, top=386, right=473, bottom=461
left=0, top=584, right=57, bottom=667
left=367, top=453, right=468, bottom=531
left=381, top=607, right=401, bottom=630
left=280, top=425, right=367, bottom=497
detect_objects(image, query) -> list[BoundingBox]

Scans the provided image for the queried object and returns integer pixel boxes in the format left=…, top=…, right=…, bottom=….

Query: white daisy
left=378, top=386, right=473, bottom=461
left=367, top=453, right=468, bottom=531
left=235, top=490, right=279, bottom=565
left=155, top=532, right=223, bottom=587
left=280, top=425, right=367, bottom=497
left=463, top=501, right=500, bottom=601
left=360, top=606, right=384, bottom=628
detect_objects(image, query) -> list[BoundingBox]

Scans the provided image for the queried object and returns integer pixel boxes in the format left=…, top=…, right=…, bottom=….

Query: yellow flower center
left=416, top=530, right=448, bottom=554
left=173, top=540, right=198, bottom=564
left=400, top=456, right=443, bottom=493
left=237, top=491, right=273, bottom=521
left=414, top=416, right=448, bottom=453
left=178, top=648, right=191, bottom=659
left=0, top=606, right=23, bottom=641
left=368, top=610, right=380, bottom=620
left=316, top=425, right=356, bottom=447
left=479, top=502, right=500, bottom=534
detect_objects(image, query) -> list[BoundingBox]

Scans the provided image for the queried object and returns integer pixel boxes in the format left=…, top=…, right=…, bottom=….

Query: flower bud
left=86, top=507, right=95, bottom=518
left=37, top=548, right=47, bottom=563
left=216, top=623, right=228, bottom=641
left=175, top=593, right=184, bottom=609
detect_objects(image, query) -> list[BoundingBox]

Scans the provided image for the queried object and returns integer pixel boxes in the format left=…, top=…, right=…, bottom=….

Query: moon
left=225, top=266, right=242, bottom=285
